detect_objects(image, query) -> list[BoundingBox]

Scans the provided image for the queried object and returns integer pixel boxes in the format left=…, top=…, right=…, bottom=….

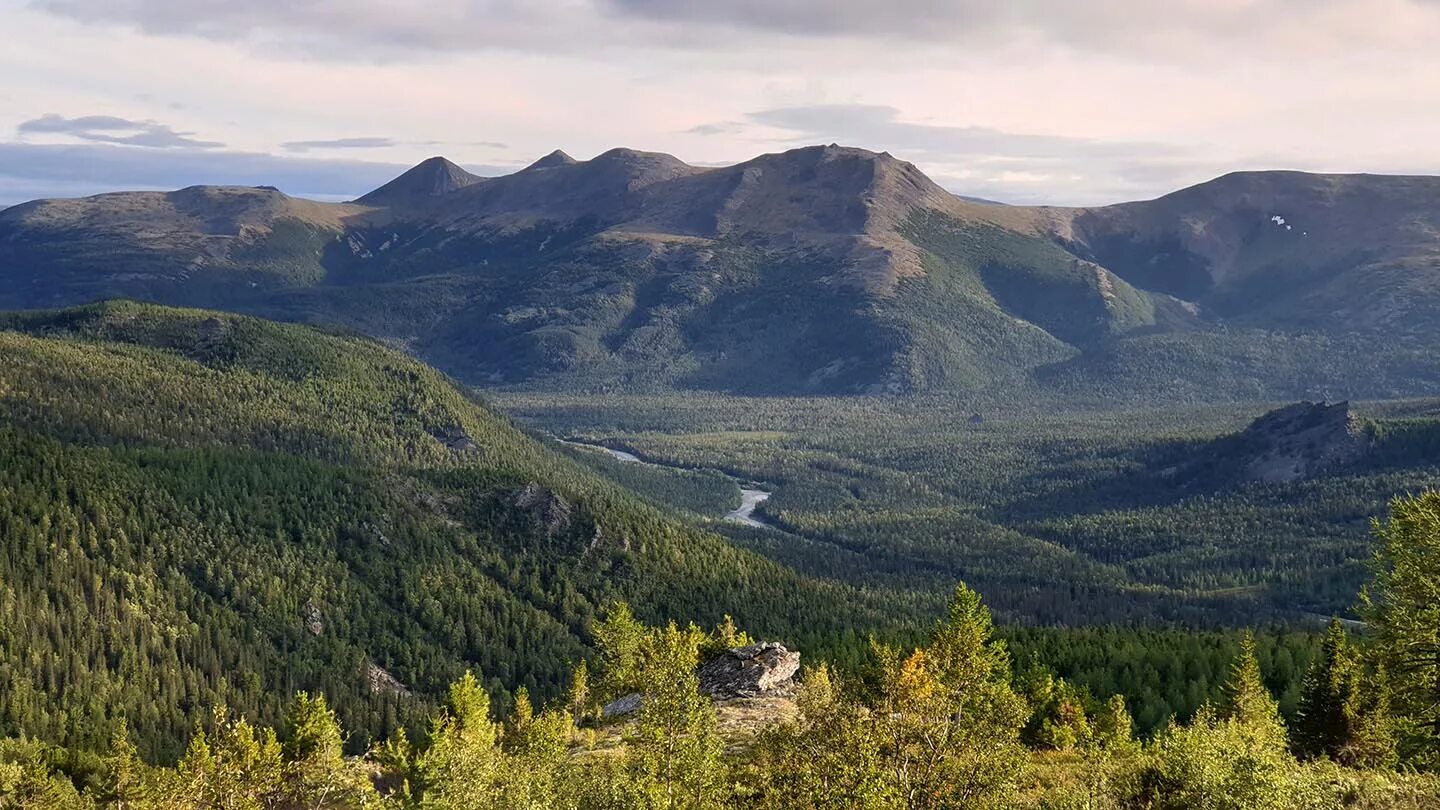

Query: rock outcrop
left=511, top=482, right=574, bottom=537
left=365, top=661, right=410, bottom=696
left=1238, top=401, right=1370, bottom=483
left=429, top=426, right=478, bottom=453
left=697, top=642, right=801, bottom=699
left=303, top=601, right=324, bottom=636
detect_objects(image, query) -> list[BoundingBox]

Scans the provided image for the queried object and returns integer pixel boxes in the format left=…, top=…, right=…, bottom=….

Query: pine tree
left=592, top=602, right=648, bottom=702
left=1359, top=492, right=1440, bottom=767
left=1292, top=618, right=1394, bottom=767
left=1221, top=632, right=1286, bottom=745
left=1296, top=619, right=1354, bottom=760
left=166, top=706, right=285, bottom=809
left=1141, top=636, right=1296, bottom=809
left=372, top=725, right=415, bottom=803
left=416, top=671, right=503, bottom=808
left=874, top=583, right=1028, bottom=810
left=1093, top=694, right=1135, bottom=751
left=95, top=719, right=147, bottom=808
left=281, top=692, right=379, bottom=808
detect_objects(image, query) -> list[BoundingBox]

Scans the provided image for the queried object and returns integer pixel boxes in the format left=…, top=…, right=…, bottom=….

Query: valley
left=561, top=439, right=780, bottom=530
left=502, top=391, right=1440, bottom=628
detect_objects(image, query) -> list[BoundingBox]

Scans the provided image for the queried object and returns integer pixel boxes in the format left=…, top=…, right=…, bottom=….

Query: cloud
left=712, top=103, right=1204, bottom=204
left=743, top=104, right=1182, bottom=162
left=281, top=136, right=397, bottom=153
left=29, top=0, right=586, bottom=55
left=30, top=0, right=1434, bottom=60
left=18, top=113, right=224, bottom=149
left=682, top=122, right=742, bottom=136
left=0, top=141, right=508, bottom=207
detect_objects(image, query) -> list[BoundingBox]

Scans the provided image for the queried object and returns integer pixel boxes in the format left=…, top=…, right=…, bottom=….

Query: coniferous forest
left=2, top=302, right=1440, bottom=808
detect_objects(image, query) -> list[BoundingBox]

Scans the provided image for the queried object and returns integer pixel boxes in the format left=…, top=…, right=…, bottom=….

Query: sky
left=3, top=0, right=1440, bottom=207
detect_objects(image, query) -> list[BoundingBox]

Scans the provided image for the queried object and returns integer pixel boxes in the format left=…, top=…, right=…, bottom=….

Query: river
left=562, top=440, right=780, bottom=531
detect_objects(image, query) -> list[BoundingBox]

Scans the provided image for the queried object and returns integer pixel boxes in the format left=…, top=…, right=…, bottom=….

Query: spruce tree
left=1360, top=492, right=1440, bottom=767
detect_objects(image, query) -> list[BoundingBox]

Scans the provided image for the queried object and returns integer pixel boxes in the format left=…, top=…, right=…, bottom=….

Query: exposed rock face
left=1238, top=401, right=1370, bottom=483
left=511, top=482, right=574, bottom=537
left=602, top=642, right=801, bottom=718
left=303, top=601, right=324, bottom=636
left=601, top=693, right=643, bottom=718
left=697, top=642, right=801, bottom=699
left=429, top=426, right=478, bottom=453
left=365, top=661, right=410, bottom=697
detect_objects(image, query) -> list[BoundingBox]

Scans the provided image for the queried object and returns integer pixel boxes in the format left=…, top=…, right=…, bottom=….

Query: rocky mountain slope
left=3, top=147, right=1439, bottom=400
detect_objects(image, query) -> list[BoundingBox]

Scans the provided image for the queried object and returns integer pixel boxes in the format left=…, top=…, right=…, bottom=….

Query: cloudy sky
left=3, top=0, right=1440, bottom=207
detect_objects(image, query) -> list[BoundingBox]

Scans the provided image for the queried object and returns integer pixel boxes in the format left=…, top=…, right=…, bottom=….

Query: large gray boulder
left=697, top=642, right=800, bottom=699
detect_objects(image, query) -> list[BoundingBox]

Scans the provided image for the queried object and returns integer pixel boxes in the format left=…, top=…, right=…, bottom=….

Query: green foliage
left=0, top=302, right=901, bottom=759
left=1294, top=620, right=1396, bottom=768
left=163, top=706, right=285, bottom=809
left=750, top=664, right=894, bottom=809
left=593, top=603, right=650, bottom=702
left=1138, top=705, right=1295, bottom=810
left=1021, top=668, right=1093, bottom=752
left=414, top=672, right=503, bottom=807
left=282, top=693, right=380, bottom=807
left=1133, top=641, right=1293, bottom=810
left=870, top=583, right=1030, bottom=809
left=1360, top=492, right=1440, bottom=768
left=566, top=661, right=593, bottom=725
left=1222, top=633, right=1288, bottom=741
left=625, top=622, right=724, bottom=810
left=1, top=585, right=1437, bottom=809
left=505, top=391, right=1437, bottom=629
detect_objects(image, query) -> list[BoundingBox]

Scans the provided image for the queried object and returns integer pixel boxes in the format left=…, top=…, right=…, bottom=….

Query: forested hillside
left=0, top=301, right=899, bottom=759
left=6, top=519, right=1440, bottom=809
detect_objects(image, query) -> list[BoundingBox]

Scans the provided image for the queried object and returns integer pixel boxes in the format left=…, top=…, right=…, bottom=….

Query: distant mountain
left=356, top=155, right=484, bottom=204
left=3, top=146, right=1439, bottom=400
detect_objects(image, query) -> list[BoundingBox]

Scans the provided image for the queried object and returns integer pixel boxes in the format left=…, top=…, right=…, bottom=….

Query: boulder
left=601, top=693, right=644, bottom=718
left=697, top=642, right=800, bottom=699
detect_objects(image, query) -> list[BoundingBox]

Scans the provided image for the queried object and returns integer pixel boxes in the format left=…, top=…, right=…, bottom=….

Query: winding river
left=563, top=440, right=780, bottom=531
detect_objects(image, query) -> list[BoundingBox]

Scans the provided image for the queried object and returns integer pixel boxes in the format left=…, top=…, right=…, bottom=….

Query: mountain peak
left=357, top=156, right=484, bottom=204
left=525, top=149, right=577, bottom=171
left=590, top=147, right=691, bottom=170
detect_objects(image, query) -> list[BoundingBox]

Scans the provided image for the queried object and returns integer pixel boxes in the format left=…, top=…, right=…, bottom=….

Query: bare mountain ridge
left=3, top=145, right=1440, bottom=398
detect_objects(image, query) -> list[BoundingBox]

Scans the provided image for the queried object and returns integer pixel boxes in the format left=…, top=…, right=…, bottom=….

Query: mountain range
left=4, top=145, right=1439, bottom=400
